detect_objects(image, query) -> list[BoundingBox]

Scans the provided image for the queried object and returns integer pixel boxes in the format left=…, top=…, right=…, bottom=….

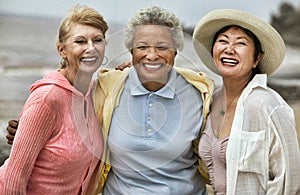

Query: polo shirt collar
left=129, top=67, right=176, bottom=99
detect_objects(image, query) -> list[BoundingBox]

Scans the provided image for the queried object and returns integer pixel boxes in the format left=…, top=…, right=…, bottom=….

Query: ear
left=57, top=43, right=66, bottom=59
left=253, top=53, right=264, bottom=68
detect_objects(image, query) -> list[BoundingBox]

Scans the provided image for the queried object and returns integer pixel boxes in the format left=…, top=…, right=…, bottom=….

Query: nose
left=85, top=40, right=95, bottom=51
left=224, top=44, right=235, bottom=54
left=146, top=46, right=159, bottom=60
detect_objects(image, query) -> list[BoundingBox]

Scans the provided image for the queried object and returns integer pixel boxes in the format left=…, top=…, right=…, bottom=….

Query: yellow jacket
left=88, top=67, right=214, bottom=194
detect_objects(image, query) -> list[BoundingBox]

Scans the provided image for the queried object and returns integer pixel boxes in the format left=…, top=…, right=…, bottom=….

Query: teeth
left=81, top=57, right=96, bottom=62
left=145, top=64, right=161, bottom=69
left=222, top=58, right=238, bottom=64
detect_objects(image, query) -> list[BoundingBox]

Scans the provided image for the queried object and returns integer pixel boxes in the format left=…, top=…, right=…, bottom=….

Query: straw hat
left=193, top=9, right=286, bottom=75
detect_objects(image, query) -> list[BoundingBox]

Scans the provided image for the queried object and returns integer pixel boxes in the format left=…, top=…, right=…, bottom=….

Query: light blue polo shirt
left=104, top=68, right=207, bottom=195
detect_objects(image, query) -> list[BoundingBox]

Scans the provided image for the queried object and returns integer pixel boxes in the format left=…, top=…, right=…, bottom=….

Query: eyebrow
left=135, top=41, right=173, bottom=46
left=219, top=34, right=250, bottom=41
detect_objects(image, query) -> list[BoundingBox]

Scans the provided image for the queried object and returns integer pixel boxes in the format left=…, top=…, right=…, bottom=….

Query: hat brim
left=193, top=9, right=286, bottom=76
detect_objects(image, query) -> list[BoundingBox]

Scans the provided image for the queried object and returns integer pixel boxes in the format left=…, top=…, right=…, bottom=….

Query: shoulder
left=98, top=68, right=130, bottom=80
left=175, top=67, right=214, bottom=94
left=96, top=68, right=129, bottom=89
left=244, top=86, right=292, bottom=115
left=175, top=67, right=213, bottom=82
left=29, top=83, right=68, bottom=110
left=212, top=87, right=222, bottom=98
left=95, top=68, right=130, bottom=94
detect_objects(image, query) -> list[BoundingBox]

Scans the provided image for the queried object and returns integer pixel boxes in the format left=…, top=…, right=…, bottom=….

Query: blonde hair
left=58, top=4, right=109, bottom=68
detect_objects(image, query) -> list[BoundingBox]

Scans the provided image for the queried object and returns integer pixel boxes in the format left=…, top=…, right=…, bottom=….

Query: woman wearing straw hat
left=193, top=9, right=300, bottom=194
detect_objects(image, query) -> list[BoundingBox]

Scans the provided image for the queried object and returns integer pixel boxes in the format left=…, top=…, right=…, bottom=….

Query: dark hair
left=212, top=25, right=263, bottom=73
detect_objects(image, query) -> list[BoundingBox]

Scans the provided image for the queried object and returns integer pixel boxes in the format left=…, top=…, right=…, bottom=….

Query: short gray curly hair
left=125, top=6, right=184, bottom=51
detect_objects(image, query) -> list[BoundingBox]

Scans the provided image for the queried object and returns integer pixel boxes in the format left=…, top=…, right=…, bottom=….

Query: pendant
left=220, top=110, right=225, bottom=116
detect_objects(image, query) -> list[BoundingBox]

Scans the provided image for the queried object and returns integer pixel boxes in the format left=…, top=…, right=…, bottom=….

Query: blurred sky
left=0, top=0, right=299, bottom=27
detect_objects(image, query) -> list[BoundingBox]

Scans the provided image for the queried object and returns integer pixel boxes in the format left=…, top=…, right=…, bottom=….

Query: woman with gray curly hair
left=91, top=5, right=212, bottom=195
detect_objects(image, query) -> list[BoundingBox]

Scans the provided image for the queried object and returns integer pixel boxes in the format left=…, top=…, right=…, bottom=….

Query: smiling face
left=212, top=26, right=263, bottom=81
left=131, top=25, right=177, bottom=91
left=58, top=23, right=106, bottom=76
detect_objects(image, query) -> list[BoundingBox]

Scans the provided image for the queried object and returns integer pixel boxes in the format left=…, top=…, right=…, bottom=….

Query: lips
left=80, top=56, right=97, bottom=63
left=143, top=63, right=163, bottom=71
left=221, top=57, right=239, bottom=66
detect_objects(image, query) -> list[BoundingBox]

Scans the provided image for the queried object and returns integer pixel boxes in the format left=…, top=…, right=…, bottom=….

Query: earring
left=60, top=58, right=69, bottom=68
left=101, top=56, right=108, bottom=65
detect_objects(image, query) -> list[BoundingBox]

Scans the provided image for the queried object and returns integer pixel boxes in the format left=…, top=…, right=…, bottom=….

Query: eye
left=135, top=45, right=148, bottom=50
left=236, top=41, right=246, bottom=45
left=75, top=39, right=86, bottom=44
left=94, top=37, right=105, bottom=43
left=217, top=39, right=227, bottom=44
left=156, top=46, right=169, bottom=50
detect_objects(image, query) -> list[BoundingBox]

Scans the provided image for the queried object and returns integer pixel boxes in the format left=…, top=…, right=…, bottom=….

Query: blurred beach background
left=0, top=0, right=299, bottom=164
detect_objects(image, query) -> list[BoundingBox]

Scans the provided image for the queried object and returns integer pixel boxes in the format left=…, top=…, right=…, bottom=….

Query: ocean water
left=0, top=14, right=299, bottom=163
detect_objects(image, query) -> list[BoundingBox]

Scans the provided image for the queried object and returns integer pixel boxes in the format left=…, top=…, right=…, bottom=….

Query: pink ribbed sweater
left=0, top=70, right=103, bottom=195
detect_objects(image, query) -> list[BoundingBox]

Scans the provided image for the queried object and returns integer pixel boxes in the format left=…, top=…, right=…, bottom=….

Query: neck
left=61, top=68, right=92, bottom=95
left=74, top=71, right=93, bottom=95
left=222, top=75, right=251, bottom=100
left=219, top=77, right=249, bottom=115
left=143, top=81, right=165, bottom=92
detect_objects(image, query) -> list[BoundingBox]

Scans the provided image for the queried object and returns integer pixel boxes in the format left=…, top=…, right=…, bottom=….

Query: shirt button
left=149, top=103, right=153, bottom=107
left=148, top=129, right=152, bottom=132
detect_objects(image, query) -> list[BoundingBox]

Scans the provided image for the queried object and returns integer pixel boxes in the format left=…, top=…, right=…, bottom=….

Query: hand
left=6, top=119, right=18, bottom=145
left=115, top=61, right=132, bottom=71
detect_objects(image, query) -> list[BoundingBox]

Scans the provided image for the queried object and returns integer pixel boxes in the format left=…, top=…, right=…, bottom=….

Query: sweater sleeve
left=4, top=101, right=57, bottom=195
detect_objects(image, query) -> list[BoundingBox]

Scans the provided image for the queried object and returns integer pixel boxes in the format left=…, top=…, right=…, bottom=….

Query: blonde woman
left=0, top=4, right=108, bottom=194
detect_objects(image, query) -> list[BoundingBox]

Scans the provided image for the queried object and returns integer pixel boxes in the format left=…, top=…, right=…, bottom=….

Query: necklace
left=219, top=109, right=225, bottom=115
left=219, top=89, right=226, bottom=116
left=219, top=88, right=238, bottom=116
